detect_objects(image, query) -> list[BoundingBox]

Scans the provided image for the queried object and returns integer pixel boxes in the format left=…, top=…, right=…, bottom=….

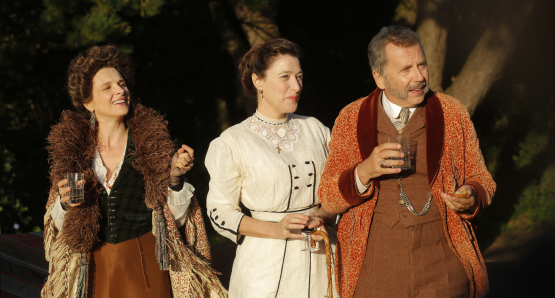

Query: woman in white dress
left=205, top=39, right=338, bottom=298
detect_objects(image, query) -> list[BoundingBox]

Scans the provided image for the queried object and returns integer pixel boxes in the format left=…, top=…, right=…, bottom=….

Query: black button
left=305, top=161, right=310, bottom=164
left=215, top=215, right=219, bottom=220
left=292, top=165, right=296, bottom=167
left=221, top=221, right=225, bottom=226
left=213, top=208, right=217, bottom=212
left=294, top=176, right=299, bottom=179
left=294, top=186, right=299, bottom=190
left=307, top=184, right=312, bottom=187
left=308, top=173, right=313, bottom=176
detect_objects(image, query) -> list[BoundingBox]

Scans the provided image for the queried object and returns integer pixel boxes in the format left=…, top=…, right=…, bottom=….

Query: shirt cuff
left=167, top=182, right=194, bottom=228
left=355, top=167, right=370, bottom=194
left=50, top=195, right=67, bottom=231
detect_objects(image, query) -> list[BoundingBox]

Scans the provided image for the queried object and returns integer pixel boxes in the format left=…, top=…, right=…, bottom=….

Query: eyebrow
left=278, top=70, right=303, bottom=75
left=99, top=79, right=125, bottom=87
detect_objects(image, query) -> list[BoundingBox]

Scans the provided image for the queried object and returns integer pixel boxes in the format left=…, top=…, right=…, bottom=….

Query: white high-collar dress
left=206, top=111, right=338, bottom=298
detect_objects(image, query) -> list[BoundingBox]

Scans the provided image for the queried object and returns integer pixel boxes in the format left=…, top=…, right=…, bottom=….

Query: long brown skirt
left=87, top=232, right=172, bottom=297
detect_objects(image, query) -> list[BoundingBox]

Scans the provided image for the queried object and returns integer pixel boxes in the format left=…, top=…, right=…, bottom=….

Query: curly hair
left=238, top=38, right=302, bottom=96
left=67, top=45, right=135, bottom=113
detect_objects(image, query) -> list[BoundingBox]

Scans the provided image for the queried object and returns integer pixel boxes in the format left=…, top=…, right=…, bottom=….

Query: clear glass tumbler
left=387, top=135, right=411, bottom=170
left=64, top=173, right=85, bottom=203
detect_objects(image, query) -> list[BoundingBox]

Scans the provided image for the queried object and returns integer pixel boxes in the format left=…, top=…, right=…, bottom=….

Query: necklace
left=397, top=177, right=432, bottom=216
left=254, top=114, right=288, bottom=126
left=105, top=170, right=118, bottom=189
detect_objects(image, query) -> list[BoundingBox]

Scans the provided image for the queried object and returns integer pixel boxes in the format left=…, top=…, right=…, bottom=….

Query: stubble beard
left=385, top=78, right=429, bottom=100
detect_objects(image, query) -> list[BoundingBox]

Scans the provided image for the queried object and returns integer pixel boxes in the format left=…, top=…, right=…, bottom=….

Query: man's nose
left=413, top=68, right=425, bottom=82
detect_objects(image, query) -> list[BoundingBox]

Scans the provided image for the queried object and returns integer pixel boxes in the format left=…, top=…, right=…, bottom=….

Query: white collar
left=381, top=92, right=417, bottom=120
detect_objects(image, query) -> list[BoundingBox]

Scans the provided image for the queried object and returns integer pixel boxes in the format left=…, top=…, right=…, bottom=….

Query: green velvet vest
left=97, top=135, right=153, bottom=244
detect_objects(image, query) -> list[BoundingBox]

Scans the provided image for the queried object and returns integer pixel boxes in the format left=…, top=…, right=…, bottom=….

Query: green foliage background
left=1, top=0, right=553, bottom=256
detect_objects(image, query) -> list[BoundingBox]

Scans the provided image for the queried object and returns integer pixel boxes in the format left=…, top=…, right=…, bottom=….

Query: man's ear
left=372, top=70, right=386, bottom=90
left=252, top=73, right=264, bottom=90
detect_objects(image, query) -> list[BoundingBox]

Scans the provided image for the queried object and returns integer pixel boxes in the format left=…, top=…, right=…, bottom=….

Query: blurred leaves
left=503, top=165, right=555, bottom=233
left=513, top=132, right=549, bottom=169
left=0, top=146, right=34, bottom=234
left=40, top=0, right=167, bottom=49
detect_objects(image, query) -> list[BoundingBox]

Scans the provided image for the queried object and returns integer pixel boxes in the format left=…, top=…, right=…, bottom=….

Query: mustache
left=407, top=81, right=427, bottom=90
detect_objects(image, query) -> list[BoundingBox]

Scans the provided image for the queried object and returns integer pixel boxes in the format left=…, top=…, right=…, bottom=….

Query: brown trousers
left=353, top=218, right=469, bottom=298
left=87, top=232, right=172, bottom=297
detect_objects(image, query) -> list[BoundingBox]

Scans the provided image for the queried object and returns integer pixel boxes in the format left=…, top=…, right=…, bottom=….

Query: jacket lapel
left=357, top=88, right=381, bottom=160
left=424, top=91, right=444, bottom=186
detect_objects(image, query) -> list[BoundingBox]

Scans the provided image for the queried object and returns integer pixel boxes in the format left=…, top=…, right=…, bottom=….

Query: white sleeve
left=50, top=195, right=67, bottom=231
left=355, top=167, right=370, bottom=194
left=167, top=180, right=194, bottom=228
left=205, top=137, right=245, bottom=243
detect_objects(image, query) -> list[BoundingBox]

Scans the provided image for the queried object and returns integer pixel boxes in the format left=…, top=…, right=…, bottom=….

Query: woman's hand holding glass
left=57, top=178, right=84, bottom=208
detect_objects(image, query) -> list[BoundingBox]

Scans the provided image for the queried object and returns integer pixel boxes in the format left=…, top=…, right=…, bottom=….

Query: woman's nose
left=290, top=78, right=301, bottom=91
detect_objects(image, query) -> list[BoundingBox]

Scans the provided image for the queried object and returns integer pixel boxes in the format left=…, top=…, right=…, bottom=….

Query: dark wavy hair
left=238, top=38, right=302, bottom=95
left=67, top=45, right=135, bottom=114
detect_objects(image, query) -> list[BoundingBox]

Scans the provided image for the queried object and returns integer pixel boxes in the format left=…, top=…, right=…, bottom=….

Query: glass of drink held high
left=64, top=173, right=85, bottom=203
left=387, top=135, right=411, bottom=170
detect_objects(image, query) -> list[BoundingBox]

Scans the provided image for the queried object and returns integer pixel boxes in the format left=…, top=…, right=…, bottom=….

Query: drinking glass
left=64, top=173, right=85, bottom=203
left=387, top=135, right=411, bottom=170
left=301, top=210, right=319, bottom=252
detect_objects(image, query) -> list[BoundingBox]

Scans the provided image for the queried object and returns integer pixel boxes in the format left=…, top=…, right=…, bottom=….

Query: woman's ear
left=83, top=101, right=94, bottom=113
left=252, top=73, right=264, bottom=90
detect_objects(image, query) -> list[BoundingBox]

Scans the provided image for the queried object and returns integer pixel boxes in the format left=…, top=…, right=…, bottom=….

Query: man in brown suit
left=319, top=26, right=496, bottom=298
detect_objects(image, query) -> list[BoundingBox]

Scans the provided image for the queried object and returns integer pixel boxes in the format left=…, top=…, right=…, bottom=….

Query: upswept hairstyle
left=368, top=26, right=425, bottom=75
left=67, top=45, right=135, bottom=113
left=238, top=38, right=302, bottom=95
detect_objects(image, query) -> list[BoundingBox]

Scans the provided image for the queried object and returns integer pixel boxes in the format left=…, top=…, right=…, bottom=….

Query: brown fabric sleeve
left=338, top=164, right=375, bottom=206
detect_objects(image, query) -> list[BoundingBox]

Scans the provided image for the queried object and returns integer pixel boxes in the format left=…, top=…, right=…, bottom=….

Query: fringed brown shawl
left=42, top=105, right=226, bottom=297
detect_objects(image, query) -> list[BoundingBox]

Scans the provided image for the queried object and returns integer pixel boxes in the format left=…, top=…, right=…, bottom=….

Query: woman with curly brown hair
left=205, top=39, right=338, bottom=297
left=42, top=45, right=226, bottom=298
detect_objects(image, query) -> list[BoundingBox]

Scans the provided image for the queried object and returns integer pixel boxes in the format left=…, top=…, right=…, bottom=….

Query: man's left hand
left=441, top=185, right=477, bottom=213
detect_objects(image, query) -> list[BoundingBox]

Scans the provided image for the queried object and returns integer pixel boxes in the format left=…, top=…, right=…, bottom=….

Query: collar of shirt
left=381, top=92, right=417, bottom=121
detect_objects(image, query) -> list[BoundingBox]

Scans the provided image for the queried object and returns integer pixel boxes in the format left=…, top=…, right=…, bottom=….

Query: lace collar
left=245, top=111, right=300, bottom=153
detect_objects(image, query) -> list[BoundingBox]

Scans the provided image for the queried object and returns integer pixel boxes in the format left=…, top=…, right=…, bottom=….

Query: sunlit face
left=373, top=43, right=429, bottom=108
left=253, top=54, right=303, bottom=119
left=84, top=67, right=130, bottom=120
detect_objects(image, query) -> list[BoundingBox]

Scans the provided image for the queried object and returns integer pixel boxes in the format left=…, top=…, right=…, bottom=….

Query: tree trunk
left=416, top=0, right=449, bottom=92
left=445, top=1, right=534, bottom=114
left=392, top=0, right=448, bottom=91
left=209, top=0, right=281, bottom=119
left=392, top=0, right=533, bottom=115
left=392, top=0, right=418, bottom=27
left=229, top=0, right=281, bottom=47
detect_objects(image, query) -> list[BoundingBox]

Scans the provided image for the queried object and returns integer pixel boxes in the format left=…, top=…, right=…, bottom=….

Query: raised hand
left=170, top=144, right=194, bottom=180
left=57, top=179, right=83, bottom=208
left=356, top=142, right=404, bottom=184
